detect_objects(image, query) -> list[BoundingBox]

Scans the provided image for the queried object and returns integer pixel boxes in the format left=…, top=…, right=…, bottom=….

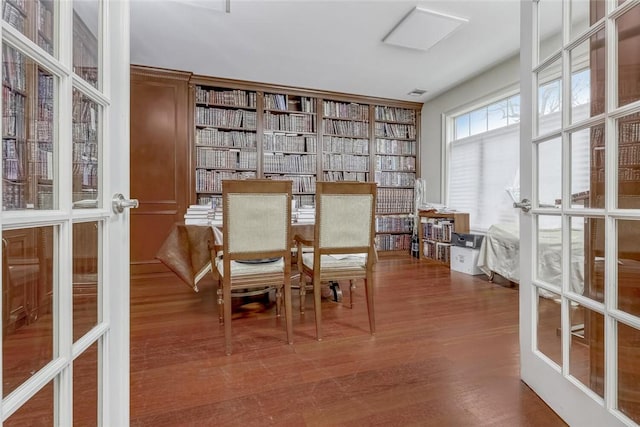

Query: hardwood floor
left=130, top=255, right=566, bottom=426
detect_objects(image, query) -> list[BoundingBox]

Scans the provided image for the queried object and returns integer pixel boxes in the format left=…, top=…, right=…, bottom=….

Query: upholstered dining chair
left=294, top=181, right=377, bottom=341
left=214, top=179, right=293, bottom=355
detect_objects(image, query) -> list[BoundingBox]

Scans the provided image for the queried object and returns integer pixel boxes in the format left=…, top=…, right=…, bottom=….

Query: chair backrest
left=314, top=181, right=376, bottom=257
left=222, top=179, right=292, bottom=260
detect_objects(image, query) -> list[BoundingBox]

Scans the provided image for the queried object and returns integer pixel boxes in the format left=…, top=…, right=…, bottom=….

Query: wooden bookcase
left=418, top=211, right=469, bottom=265
left=374, top=106, right=417, bottom=252
left=264, top=92, right=317, bottom=208
left=185, top=75, right=421, bottom=253
left=193, top=84, right=258, bottom=207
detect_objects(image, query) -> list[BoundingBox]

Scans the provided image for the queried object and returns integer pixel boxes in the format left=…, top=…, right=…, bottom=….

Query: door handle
left=513, top=198, right=531, bottom=213
left=112, top=193, right=139, bottom=214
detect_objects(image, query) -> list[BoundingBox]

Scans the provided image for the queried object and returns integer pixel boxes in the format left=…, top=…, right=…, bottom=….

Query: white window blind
left=448, top=124, right=520, bottom=232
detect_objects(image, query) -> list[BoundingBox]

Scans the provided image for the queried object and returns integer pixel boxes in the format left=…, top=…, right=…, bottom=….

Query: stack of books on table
left=184, top=205, right=213, bottom=225
left=296, top=205, right=315, bottom=224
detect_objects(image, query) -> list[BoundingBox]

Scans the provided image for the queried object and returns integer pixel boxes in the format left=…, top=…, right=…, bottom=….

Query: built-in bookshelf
left=194, top=84, right=258, bottom=207
left=264, top=92, right=317, bottom=207
left=321, top=100, right=370, bottom=185
left=187, top=76, right=421, bottom=253
left=418, top=211, right=469, bottom=266
left=373, top=106, right=417, bottom=252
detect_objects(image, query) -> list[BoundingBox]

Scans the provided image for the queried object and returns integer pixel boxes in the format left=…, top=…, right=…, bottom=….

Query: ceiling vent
left=408, top=89, right=427, bottom=97
left=383, top=7, right=468, bottom=51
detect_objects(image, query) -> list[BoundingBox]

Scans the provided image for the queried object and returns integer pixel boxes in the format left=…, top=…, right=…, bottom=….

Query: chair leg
left=364, top=273, right=375, bottom=335
left=275, top=286, right=282, bottom=317
left=299, top=271, right=307, bottom=314
left=284, top=276, right=293, bottom=345
left=313, top=271, right=322, bottom=341
left=223, top=278, right=233, bottom=355
left=348, top=279, right=356, bottom=309
left=217, top=286, right=224, bottom=325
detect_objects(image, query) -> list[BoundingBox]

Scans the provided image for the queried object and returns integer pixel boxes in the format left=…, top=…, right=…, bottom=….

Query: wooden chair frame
left=295, top=181, right=377, bottom=341
left=216, top=179, right=293, bottom=355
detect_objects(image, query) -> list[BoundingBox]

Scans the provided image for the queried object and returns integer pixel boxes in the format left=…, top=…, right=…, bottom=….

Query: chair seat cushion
left=215, top=257, right=284, bottom=277
left=301, top=253, right=367, bottom=270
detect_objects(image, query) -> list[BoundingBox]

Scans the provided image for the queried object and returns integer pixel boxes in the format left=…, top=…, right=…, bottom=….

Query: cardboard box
left=450, top=246, right=483, bottom=275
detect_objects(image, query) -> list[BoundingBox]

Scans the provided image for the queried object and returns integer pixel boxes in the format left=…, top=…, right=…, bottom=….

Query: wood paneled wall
left=130, top=66, right=191, bottom=276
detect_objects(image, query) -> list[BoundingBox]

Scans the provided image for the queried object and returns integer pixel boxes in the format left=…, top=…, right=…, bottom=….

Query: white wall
left=420, top=54, right=520, bottom=203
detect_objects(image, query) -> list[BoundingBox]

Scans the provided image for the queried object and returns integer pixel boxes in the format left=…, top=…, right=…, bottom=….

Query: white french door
left=0, top=0, right=131, bottom=425
left=520, top=0, right=640, bottom=425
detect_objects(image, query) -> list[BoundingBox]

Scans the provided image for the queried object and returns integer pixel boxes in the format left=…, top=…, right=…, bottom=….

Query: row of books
left=195, top=170, right=256, bottom=193
left=322, top=136, right=369, bottom=154
left=196, top=128, right=257, bottom=148
left=374, top=171, right=416, bottom=187
left=184, top=204, right=217, bottom=226
left=2, top=1, right=25, bottom=34
left=323, top=101, right=369, bottom=120
left=376, top=188, right=414, bottom=214
left=266, top=174, right=316, bottom=193
left=376, top=139, right=416, bottom=155
left=375, top=233, right=411, bottom=251
left=374, top=106, right=416, bottom=124
left=3, top=45, right=26, bottom=91
left=73, top=142, right=98, bottom=161
left=263, top=153, right=316, bottom=174
left=264, top=94, right=315, bottom=113
left=375, top=214, right=413, bottom=233
left=322, top=153, right=369, bottom=171
left=264, top=134, right=316, bottom=153
left=376, top=155, right=416, bottom=171
left=264, top=112, right=315, bottom=133
left=620, top=121, right=640, bottom=144
left=423, top=241, right=451, bottom=263
left=323, top=119, right=369, bottom=138
left=295, top=206, right=315, bottom=223
left=195, top=86, right=257, bottom=108
left=195, top=147, right=257, bottom=169
left=2, top=179, right=25, bottom=210
left=323, top=171, right=368, bottom=182
left=421, top=219, right=454, bottom=242
left=195, top=107, right=257, bottom=129
left=375, top=123, right=417, bottom=139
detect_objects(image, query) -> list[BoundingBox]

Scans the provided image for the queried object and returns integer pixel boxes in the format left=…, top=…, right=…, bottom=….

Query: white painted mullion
left=603, top=0, right=618, bottom=414
left=560, top=0, right=572, bottom=379
left=57, top=0, right=75, bottom=424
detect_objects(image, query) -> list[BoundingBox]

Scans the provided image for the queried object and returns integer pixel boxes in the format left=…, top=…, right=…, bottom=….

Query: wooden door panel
left=130, top=66, right=191, bottom=276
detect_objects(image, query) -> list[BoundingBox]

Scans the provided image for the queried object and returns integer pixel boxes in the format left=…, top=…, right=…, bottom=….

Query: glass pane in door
left=72, top=89, right=100, bottom=207
left=570, top=32, right=604, bottom=123
left=537, top=137, right=561, bottom=208
left=616, top=3, right=640, bottom=107
left=2, top=45, right=57, bottom=211
left=570, top=127, right=601, bottom=209
left=4, top=381, right=53, bottom=425
left=1, top=0, right=56, bottom=56
left=618, top=321, right=640, bottom=423
left=2, top=226, right=54, bottom=396
left=617, top=219, right=640, bottom=316
left=537, top=287, right=562, bottom=366
left=537, top=0, right=562, bottom=61
left=617, top=113, right=640, bottom=204
left=536, top=215, right=562, bottom=287
left=73, top=0, right=99, bottom=88
left=569, top=304, right=604, bottom=398
left=73, top=341, right=99, bottom=426
left=73, top=221, right=99, bottom=340
left=537, top=60, right=563, bottom=136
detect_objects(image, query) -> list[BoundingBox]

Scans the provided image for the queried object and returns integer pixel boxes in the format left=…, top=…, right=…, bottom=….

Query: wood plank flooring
left=130, top=255, right=566, bottom=426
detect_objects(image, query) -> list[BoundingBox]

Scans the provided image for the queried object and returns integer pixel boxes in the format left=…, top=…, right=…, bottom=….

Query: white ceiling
left=130, top=0, right=523, bottom=103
